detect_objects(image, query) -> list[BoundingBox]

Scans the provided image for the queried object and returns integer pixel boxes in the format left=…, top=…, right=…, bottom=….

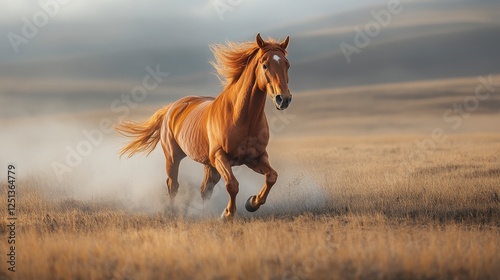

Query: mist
left=1, top=116, right=328, bottom=218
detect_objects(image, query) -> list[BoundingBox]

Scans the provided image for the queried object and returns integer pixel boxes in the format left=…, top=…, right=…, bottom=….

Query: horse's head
left=255, top=33, right=292, bottom=110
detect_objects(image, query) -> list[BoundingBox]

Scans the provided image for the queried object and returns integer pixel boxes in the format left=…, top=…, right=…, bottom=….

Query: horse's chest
left=227, top=129, right=269, bottom=165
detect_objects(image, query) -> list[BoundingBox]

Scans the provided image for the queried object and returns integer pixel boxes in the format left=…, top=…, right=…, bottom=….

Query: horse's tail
left=115, top=104, right=172, bottom=158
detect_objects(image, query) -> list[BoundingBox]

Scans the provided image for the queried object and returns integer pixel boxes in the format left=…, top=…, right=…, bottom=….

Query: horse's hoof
left=220, top=210, right=234, bottom=222
left=245, top=196, right=260, bottom=212
left=220, top=212, right=227, bottom=221
left=201, top=189, right=213, bottom=201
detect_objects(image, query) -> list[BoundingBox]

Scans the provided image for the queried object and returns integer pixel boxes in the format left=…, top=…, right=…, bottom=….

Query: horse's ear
left=256, top=33, right=266, bottom=49
left=280, top=36, right=290, bottom=50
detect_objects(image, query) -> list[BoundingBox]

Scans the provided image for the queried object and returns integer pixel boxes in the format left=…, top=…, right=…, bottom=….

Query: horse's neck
left=231, top=83, right=266, bottom=125
left=215, top=66, right=266, bottom=125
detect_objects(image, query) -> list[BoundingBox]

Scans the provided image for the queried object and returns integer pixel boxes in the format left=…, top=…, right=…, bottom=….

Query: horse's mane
left=210, top=38, right=286, bottom=87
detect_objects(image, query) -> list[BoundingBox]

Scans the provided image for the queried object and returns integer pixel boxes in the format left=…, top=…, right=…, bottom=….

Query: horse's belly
left=170, top=97, right=211, bottom=164
left=177, top=130, right=210, bottom=164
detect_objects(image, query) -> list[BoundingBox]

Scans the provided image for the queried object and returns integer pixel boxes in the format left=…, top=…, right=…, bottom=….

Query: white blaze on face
left=273, top=54, right=280, bottom=63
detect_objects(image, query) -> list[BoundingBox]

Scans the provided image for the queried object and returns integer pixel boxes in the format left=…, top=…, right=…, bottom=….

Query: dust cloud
left=2, top=119, right=328, bottom=219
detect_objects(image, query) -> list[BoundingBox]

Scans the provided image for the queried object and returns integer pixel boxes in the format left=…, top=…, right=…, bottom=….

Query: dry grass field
left=1, top=133, right=499, bottom=280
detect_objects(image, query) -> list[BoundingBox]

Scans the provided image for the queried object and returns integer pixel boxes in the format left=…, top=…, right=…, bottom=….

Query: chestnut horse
left=116, top=33, right=292, bottom=220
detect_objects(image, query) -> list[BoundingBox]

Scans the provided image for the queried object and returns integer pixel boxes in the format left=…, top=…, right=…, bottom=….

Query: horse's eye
left=262, top=64, right=267, bottom=70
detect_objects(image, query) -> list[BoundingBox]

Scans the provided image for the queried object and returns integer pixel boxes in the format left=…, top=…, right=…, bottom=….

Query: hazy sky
left=0, top=0, right=380, bottom=60
left=1, top=0, right=499, bottom=119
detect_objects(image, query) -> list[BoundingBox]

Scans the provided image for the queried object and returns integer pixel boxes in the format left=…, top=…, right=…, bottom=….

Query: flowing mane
left=210, top=38, right=287, bottom=87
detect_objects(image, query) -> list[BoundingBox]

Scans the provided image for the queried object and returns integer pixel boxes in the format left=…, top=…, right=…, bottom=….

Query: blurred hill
left=1, top=0, right=499, bottom=127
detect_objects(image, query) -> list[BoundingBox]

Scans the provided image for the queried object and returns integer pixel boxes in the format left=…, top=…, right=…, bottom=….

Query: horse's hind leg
left=166, top=157, right=181, bottom=204
left=200, top=165, right=221, bottom=201
left=162, top=135, right=185, bottom=205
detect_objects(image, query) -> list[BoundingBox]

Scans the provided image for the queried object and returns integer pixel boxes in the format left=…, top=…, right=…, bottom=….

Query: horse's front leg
left=212, top=149, right=239, bottom=220
left=244, top=151, right=278, bottom=212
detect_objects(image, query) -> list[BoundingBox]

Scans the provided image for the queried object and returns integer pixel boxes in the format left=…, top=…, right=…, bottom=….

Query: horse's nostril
left=275, top=95, right=283, bottom=105
left=282, top=96, right=291, bottom=107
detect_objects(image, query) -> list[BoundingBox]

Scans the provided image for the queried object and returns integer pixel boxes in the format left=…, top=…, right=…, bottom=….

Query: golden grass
left=1, top=134, right=500, bottom=280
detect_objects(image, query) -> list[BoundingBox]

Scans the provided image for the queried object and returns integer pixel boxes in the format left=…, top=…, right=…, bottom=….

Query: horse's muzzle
left=275, top=94, right=292, bottom=110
